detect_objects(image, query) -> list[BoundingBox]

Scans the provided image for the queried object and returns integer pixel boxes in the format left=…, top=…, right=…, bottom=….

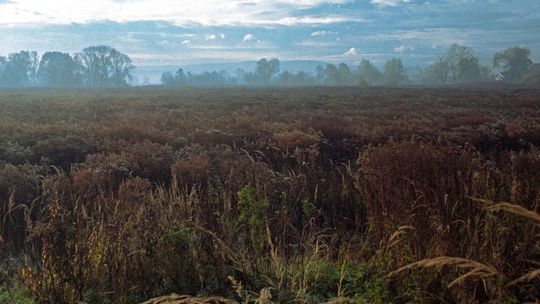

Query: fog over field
left=1, top=2, right=540, bottom=304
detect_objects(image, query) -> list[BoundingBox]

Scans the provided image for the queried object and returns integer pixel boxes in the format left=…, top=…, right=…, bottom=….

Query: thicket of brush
left=0, top=87, right=539, bottom=303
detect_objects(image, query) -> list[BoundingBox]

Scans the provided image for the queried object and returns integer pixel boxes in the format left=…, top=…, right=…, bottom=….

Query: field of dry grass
left=0, top=87, right=539, bottom=303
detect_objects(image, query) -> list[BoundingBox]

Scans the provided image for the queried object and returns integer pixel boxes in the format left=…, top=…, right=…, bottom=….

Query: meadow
left=0, top=87, right=539, bottom=303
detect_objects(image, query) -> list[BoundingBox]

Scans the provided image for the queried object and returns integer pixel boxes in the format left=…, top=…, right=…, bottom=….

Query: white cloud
left=310, top=30, right=336, bottom=36
left=268, top=16, right=357, bottom=26
left=181, top=39, right=191, bottom=45
left=0, top=0, right=355, bottom=26
left=371, top=0, right=410, bottom=7
left=382, top=29, right=471, bottom=46
left=393, top=44, right=414, bottom=53
left=204, top=33, right=225, bottom=40
left=343, top=47, right=360, bottom=56
left=243, top=33, right=255, bottom=42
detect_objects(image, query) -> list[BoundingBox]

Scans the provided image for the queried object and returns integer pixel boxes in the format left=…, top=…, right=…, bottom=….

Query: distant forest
left=161, top=45, right=538, bottom=87
left=0, top=45, right=134, bottom=88
left=0, top=44, right=538, bottom=87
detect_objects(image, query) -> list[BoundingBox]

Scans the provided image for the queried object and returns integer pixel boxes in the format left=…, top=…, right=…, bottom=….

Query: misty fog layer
left=0, top=44, right=538, bottom=87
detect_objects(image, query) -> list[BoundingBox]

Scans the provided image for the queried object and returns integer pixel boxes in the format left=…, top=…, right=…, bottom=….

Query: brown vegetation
left=0, top=87, right=539, bottom=303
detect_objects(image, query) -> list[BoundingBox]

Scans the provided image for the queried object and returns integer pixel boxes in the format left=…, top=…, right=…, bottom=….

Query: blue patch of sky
left=0, top=0, right=539, bottom=68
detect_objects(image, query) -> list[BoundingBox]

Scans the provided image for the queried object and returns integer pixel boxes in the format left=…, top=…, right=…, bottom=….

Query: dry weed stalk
left=387, top=256, right=501, bottom=288
left=389, top=199, right=540, bottom=295
left=142, top=294, right=237, bottom=304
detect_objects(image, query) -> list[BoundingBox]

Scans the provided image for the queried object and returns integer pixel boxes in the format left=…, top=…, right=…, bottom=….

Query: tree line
left=0, top=44, right=535, bottom=87
left=0, top=46, right=134, bottom=87
left=160, top=57, right=409, bottom=87
left=161, top=45, right=537, bottom=87
left=422, top=45, right=535, bottom=84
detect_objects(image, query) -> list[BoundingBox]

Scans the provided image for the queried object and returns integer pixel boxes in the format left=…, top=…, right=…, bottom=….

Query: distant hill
left=132, top=60, right=328, bottom=85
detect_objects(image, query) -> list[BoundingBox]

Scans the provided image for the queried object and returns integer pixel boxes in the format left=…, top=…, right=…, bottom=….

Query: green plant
left=237, top=185, right=269, bottom=256
left=0, top=286, right=35, bottom=304
left=156, top=227, right=200, bottom=295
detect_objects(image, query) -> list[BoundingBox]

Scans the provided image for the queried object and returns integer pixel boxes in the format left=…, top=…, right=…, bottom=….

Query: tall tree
left=255, top=58, right=280, bottom=84
left=420, top=57, right=447, bottom=84
left=325, top=64, right=339, bottom=86
left=277, top=70, right=293, bottom=85
left=109, top=49, right=134, bottom=86
left=75, top=46, right=134, bottom=87
left=446, top=44, right=473, bottom=83
left=315, top=65, right=326, bottom=84
left=383, top=58, right=406, bottom=85
left=357, top=59, right=383, bottom=84
left=0, top=56, right=7, bottom=86
left=337, top=63, right=354, bottom=85
left=433, top=56, right=449, bottom=84
left=28, top=51, right=39, bottom=87
left=493, top=46, right=533, bottom=82
left=37, top=51, right=80, bottom=87
left=458, top=55, right=481, bottom=82
left=175, top=68, right=188, bottom=84
left=75, top=46, right=111, bottom=86
left=4, top=51, right=35, bottom=86
left=160, top=71, right=174, bottom=86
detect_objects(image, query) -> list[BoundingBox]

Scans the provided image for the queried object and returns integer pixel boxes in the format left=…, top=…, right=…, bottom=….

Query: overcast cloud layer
left=1, top=0, right=539, bottom=67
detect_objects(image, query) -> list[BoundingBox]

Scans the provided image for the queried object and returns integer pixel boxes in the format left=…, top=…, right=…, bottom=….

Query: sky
left=0, top=0, right=539, bottom=68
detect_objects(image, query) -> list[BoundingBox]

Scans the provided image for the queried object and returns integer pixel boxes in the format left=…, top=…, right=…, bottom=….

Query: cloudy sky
left=0, top=0, right=539, bottom=67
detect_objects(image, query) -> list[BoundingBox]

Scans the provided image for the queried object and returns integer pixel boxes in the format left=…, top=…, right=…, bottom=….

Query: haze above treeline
left=0, top=44, right=538, bottom=88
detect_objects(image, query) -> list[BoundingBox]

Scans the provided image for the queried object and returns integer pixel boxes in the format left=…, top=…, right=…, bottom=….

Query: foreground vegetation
left=0, top=87, right=539, bottom=303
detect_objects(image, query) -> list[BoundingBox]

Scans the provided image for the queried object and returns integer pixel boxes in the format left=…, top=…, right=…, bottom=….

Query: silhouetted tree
left=423, top=56, right=449, bottom=84
left=236, top=68, right=246, bottom=84
left=255, top=58, right=280, bottom=84
left=315, top=65, right=326, bottom=84
left=325, top=64, right=339, bottom=86
left=0, top=56, right=7, bottom=86
left=75, top=46, right=134, bottom=87
left=161, top=71, right=174, bottom=85
left=357, top=59, right=383, bottom=84
left=277, top=70, right=293, bottom=85
left=109, top=49, right=134, bottom=86
left=337, top=63, right=355, bottom=85
left=28, top=51, right=39, bottom=87
left=276, top=70, right=315, bottom=86
left=189, top=70, right=229, bottom=85
left=37, top=52, right=80, bottom=87
left=1, top=51, right=37, bottom=86
left=458, top=55, right=481, bottom=82
left=174, top=68, right=188, bottom=85
left=493, top=46, right=533, bottom=82
left=383, top=58, right=406, bottom=85
left=446, top=44, right=473, bottom=83
left=294, top=71, right=312, bottom=85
